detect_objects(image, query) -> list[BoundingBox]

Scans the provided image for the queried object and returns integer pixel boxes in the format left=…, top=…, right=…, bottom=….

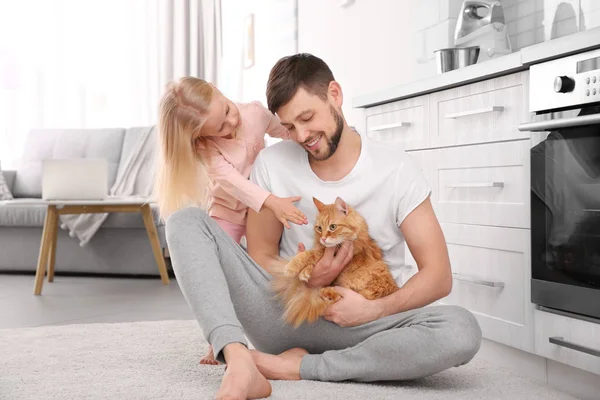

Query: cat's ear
left=313, top=197, right=326, bottom=212
left=334, top=197, right=348, bottom=215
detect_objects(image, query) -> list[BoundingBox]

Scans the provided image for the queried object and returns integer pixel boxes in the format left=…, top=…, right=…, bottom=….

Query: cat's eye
left=316, top=226, right=322, bottom=232
left=329, top=224, right=337, bottom=231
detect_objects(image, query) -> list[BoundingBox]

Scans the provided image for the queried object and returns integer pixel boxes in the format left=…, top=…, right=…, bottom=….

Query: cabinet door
left=438, top=222, right=534, bottom=353
left=365, top=94, right=430, bottom=150
left=429, top=71, right=529, bottom=147
left=429, top=139, right=530, bottom=229
left=535, top=309, right=600, bottom=375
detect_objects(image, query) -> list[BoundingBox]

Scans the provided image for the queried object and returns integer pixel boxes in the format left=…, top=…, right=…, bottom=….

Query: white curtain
left=0, top=0, right=221, bottom=169
left=158, top=0, right=222, bottom=89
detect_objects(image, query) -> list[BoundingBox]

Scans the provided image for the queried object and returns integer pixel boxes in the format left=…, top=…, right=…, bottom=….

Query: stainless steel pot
left=434, top=46, right=480, bottom=74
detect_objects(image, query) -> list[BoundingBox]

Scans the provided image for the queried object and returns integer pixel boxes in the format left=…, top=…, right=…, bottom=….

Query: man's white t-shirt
left=249, top=131, right=431, bottom=285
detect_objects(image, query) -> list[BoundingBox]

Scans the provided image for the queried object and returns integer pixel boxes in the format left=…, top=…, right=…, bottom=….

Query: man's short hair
left=266, top=53, right=335, bottom=114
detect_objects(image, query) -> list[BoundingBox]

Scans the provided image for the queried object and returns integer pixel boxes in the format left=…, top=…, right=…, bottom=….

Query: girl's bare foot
left=216, top=343, right=272, bottom=400
left=200, top=345, right=221, bottom=365
left=250, top=347, right=308, bottom=381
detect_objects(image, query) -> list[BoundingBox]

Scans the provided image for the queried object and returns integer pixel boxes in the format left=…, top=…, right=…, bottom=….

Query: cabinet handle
left=446, top=181, right=504, bottom=188
left=445, top=106, right=504, bottom=119
left=369, top=122, right=411, bottom=131
left=549, top=337, right=600, bottom=358
left=452, top=273, right=505, bottom=288
left=518, top=114, right=600, bottom=131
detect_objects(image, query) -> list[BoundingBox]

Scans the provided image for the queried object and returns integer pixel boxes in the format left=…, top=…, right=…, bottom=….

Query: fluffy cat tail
left=270, top=265, right=339, bottom=328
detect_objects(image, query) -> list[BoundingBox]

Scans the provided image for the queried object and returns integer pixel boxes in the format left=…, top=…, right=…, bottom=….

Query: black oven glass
left=531, top=107, right=600, bottom=294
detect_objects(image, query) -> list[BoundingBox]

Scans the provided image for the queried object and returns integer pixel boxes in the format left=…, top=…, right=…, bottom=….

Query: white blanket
left=60, top=126, right=157, bottom=246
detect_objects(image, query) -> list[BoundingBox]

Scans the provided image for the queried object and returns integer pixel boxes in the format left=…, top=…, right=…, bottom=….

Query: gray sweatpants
left=165, top=207, right=482, bottom=382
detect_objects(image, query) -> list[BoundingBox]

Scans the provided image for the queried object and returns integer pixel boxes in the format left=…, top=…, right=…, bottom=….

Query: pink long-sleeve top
left=197, top=101, right=290, bottom=226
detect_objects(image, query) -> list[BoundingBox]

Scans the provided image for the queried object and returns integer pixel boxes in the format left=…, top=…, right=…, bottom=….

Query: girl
left=155, top=76, right=308, bottom=364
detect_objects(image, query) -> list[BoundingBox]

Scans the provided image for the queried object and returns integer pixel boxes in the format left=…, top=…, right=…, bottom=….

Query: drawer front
left=439, top=223, right=534, bottom=352
left=430, top=140, right=530, bottom=229
left=365, top=94, right=429, bottom=150
left=534, top=309, right=600, bottom=375
left=430, top=72, right=529, bottom=147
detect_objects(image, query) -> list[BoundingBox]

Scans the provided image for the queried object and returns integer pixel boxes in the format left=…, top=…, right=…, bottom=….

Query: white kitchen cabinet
left=429, top=71, right=529, bottom=147
left=361, top=63, right=600, bottom=389
left=428, top=139, right=530, bottom=229
left=534, top=309, right=600, bottom=375
left=365, top=94, right=430, bottom=151
left=439, top=222, right=534, bottom=352
left=400, top=222, right=534, bottom=352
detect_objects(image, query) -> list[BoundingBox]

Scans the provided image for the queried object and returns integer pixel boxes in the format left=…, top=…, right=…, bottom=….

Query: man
left=165, top=53, right=482, bottom=400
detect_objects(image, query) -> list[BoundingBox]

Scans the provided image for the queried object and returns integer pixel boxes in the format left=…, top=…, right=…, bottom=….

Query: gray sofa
left=0, top=127, right=169, bottom=276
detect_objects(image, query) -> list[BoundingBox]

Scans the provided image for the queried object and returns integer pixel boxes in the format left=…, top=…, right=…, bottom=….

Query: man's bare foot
left=200, top=345, right=221, bottom=365
left=250, top=348, right=308, bottom=381
left=216, top=343, right=271, bottom=400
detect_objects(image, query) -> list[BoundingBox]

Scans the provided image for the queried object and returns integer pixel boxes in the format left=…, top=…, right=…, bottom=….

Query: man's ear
left=328, top=81, right=343, bottom=108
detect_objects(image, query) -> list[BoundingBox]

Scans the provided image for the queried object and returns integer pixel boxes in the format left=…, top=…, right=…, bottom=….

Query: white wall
left=222, top=0, right=453, bottom=132
left=297, top=0, right=441, bottom=132
left=220, top=0, right=297, bottom=106
left=296, top=0, right=600, bottom=132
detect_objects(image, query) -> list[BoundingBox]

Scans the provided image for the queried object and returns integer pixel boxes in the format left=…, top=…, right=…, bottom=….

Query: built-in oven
left=518, top=47, right=600, bottom=321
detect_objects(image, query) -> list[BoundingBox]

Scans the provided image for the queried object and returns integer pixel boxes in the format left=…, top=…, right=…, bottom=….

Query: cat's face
left=312, top=197, right=357, bottom=247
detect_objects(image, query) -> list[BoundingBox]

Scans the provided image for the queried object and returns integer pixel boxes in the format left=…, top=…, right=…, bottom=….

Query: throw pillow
left=0, top=167, right=14, bottom=200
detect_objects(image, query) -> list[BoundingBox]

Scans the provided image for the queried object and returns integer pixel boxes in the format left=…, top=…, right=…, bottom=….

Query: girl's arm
left=252, top=101, right=290, bottom=139
left=201, top=143, right=270, bottom=213
left=200, top=143, right=306, bottom=226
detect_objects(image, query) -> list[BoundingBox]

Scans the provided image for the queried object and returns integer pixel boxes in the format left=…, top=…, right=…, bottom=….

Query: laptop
left=42, top=159, right=108, bottom=200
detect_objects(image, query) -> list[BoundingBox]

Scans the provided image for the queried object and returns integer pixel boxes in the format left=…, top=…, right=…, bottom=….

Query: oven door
left=519, top=106, right=600, bottom=320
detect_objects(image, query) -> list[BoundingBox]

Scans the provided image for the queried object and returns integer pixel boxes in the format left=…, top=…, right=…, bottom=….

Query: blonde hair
left=154, top=77, right=214, bottom=220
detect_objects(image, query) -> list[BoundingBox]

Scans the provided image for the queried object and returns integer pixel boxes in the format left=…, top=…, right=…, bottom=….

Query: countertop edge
left=352, top=52, right=524, bottom=108
left=353, top=27, right=600, bottom=109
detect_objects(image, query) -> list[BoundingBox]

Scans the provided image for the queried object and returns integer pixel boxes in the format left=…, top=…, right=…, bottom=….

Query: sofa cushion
left=0, top=201, right=46, bottom=226
left=103, top=204, right=163, bottom=228
left=0, top=202, right=163, bottom=228
left=0, top=165, right=13, bottom=200
left=12, top=128, right=126, bottom=198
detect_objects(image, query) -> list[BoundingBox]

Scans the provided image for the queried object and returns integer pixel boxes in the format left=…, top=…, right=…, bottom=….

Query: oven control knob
left=554, top=76, right=575, bottom=93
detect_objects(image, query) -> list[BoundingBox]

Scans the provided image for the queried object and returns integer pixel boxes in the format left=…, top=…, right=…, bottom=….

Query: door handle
left=452, top=273, right=505, bottom=288
left=445, top=106, right=504, bottom=119
left=369, top=122, right=411, bottom=131
left=446, top=182, right=504, bottom=188
left=549, top=337, right=600, bottom=358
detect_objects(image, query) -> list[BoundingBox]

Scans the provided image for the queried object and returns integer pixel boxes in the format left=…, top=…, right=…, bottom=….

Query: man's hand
left=323, top=287, right=383, bottom=327
left=306, top=241, right=354, bottom=288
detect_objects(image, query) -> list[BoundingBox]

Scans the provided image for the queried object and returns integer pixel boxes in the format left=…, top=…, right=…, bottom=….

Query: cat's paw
left=320, top=287, right=341, bottom=303
left=298, top=267, right=312, bottom=282
left=283, top=262, right=297, bottom=277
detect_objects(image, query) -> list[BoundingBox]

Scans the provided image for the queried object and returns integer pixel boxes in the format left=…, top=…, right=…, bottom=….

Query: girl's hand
left=264, top=195, right=308, bottom=229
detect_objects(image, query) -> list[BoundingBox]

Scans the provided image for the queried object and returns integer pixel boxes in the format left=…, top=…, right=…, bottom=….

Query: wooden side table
left=16, top=198, right=171, bottom=295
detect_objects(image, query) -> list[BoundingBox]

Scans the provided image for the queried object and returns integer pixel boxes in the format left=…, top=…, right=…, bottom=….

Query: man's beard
left=307, top=105, right=344, bottom=162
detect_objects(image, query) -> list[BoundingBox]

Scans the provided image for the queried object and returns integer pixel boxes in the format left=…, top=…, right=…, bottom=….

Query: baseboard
left=478, top=338, right=600, bottom=400
left=0, top=264, right=175, bottom=280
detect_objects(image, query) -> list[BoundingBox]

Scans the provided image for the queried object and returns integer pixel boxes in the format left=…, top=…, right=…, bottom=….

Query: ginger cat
left=271, top=196, right=399, bottom=328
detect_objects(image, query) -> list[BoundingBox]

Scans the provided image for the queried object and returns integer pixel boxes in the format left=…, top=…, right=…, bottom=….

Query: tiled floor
left=0, top=273, right=193, bottom=329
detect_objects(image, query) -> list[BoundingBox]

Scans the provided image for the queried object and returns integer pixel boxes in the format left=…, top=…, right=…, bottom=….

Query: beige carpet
left=0, top=319, right=577, bottom=400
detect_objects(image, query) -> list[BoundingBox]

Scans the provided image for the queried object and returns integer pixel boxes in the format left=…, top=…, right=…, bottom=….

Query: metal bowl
left=434, top=46, right=480, bottom=74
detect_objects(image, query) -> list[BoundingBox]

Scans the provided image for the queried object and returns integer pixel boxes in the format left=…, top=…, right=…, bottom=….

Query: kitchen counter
left=353, top=27, right=600, bottom=109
